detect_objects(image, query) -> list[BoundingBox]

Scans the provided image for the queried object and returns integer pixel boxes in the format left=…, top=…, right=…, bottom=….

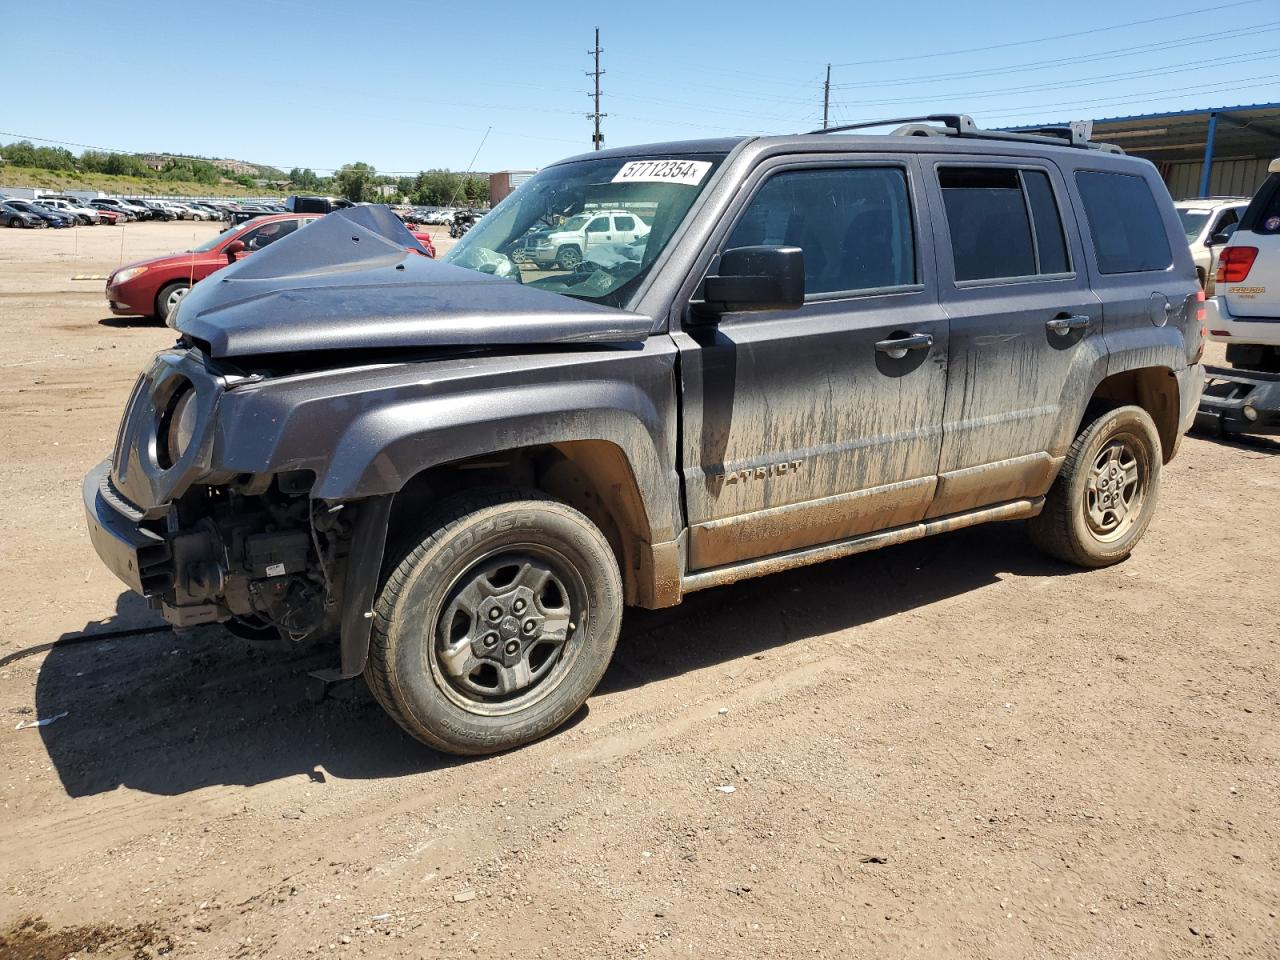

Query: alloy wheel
left=1084, top=437, right=1146, bottom=542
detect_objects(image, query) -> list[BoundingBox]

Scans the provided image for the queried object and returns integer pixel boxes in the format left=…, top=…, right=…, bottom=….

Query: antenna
left=587, top=28, right=605, bottom=150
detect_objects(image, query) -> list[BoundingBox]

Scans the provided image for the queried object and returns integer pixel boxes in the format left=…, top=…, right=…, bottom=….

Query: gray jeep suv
left=84, top=115, right=1204, bottom=754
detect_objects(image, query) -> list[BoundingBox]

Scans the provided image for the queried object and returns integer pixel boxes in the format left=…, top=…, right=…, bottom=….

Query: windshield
left=444, top=153, right=726, bottom=308
left=1177, top=208, right=1210, bottom=240
left=190, top=227, right=239, bottom=253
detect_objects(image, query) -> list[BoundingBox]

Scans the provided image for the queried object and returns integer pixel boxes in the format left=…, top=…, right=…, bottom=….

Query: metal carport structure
left=1008, top=102, right=1280, bottom=200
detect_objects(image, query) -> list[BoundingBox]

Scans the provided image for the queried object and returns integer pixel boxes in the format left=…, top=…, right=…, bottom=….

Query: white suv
left=528, top=209, right=650, bottom=269
left=1206, top=159, right=1280, bottom=371
left=1175, top=197, right=1249, bottom=294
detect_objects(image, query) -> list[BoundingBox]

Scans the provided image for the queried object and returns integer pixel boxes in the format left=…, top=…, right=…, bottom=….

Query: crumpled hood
left=172, top=205, right=651, bottom=358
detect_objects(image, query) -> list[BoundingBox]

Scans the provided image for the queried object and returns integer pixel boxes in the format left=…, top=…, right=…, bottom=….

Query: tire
left=7, top=217, right=21, bottom=228
left=365, top=489, right=623, bottom=755
left=555, top=245, right=582, bottom=269
left=155, top=281, right=190, bottom=323
left=1028, top=405, right=1162, bottom=568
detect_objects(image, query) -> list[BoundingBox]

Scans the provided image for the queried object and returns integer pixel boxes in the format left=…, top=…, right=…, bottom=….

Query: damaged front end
left=83, top=346, right=361, bottom=650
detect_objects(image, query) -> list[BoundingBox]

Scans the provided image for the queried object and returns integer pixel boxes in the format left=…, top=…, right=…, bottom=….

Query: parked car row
left=399, top=206, right=491, bottom=226
left=1, top=198, right=95, bottom=228
left=0, top=192, right=297, bottom=228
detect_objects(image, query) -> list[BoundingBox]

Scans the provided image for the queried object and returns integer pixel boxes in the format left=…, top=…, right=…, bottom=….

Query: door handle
left=875, top=333, right=934, bottom=357
left=1046, top=314, right=1091, bottom=334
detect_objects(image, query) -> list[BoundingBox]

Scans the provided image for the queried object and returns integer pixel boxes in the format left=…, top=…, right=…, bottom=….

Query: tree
left=463, top=175, right=488, bottom=205
left=289, top=167, right=322, bottom=191
left=335, top=162, right=376, bottom=203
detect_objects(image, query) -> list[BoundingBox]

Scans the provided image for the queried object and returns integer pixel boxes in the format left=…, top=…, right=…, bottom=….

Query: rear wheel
left=365, top=489, right=623, bottom=755
left=155, top=281, right=190, bottom=322
left=1029, top=405, right=1162, bottom=568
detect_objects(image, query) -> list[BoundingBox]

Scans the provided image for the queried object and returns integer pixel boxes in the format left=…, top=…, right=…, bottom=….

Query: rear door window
left=937, top=166, right=1070, bottom=282
left=1074, top=171, right=1173, bottom=274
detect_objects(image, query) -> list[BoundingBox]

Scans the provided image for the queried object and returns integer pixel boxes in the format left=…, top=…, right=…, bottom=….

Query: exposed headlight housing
left=162, top=386, right=198, bottom=467
left=113, top=265, right=148, bottom=285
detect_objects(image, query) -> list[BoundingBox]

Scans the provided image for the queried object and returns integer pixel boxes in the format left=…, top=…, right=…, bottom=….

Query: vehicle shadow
left=35, top=520, right=1074, bottom=798
left=97, top=316, right=163, bottom=329
left=1188, top=425, right=1280, bottom=453
left=600, top=519, right=1071, bottom=694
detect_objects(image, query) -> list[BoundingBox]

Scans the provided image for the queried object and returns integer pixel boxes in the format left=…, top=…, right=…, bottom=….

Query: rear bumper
left=1205, top=297, right=1280, bottom=347
left=1195, top=366, right=1280, bottom=436
left=82, top=459, right=173, bottom=596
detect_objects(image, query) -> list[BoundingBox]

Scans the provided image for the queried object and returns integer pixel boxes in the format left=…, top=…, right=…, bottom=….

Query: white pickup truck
left=1206, top=158, right=1280, bottom=372
left=525, top=208, right=651, bottom=270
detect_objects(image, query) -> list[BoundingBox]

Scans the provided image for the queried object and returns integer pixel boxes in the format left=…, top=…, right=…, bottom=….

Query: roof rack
left=806, top=114, right=1124, bottom=154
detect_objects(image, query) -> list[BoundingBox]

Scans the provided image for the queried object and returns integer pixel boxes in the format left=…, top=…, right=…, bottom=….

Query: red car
left=409, top=228, right=437, bottom=258
left=106, top=213, right=436, bottom=321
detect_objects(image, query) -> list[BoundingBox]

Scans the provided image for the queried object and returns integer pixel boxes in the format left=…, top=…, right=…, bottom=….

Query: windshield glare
left=443, top=153, right=726, bottom=308
left=191, top=228, right=235, bottom=253
left=1177, top=208, right=1210, bottom=240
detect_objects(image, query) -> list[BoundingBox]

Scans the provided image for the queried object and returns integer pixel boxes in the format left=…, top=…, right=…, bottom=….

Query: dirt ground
left=0, top=221, right=1277, bottom=960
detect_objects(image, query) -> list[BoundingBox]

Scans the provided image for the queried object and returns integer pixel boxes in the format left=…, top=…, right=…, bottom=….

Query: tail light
left=1217, top=246, right=1258, bottom=284
left=1195, top=289, right=1206, bottom=323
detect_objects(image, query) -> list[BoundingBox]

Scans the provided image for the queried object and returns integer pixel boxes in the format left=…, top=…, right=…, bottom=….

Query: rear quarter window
left=1074, top=170, right=1172, bottom=274
left=1240, top=172, right=1280, bottom=234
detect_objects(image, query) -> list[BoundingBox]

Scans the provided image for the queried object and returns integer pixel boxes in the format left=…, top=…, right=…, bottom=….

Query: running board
left=681, top=497, right=1043, bottom=594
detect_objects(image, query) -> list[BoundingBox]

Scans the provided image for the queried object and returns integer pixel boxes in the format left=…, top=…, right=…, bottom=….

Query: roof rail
left=806, top=114, right=1124, bottom=154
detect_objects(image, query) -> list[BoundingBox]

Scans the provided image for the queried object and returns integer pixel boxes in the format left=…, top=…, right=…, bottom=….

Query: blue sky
left=2, top=0, right=1277, bottom=173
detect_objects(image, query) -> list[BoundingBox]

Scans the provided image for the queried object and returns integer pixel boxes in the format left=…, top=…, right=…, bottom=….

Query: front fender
left=211, top=341, right=681, bottom=542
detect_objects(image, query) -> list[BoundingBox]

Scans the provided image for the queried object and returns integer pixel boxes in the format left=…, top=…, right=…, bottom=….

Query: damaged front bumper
left=83, top=459, right=174, bottom=597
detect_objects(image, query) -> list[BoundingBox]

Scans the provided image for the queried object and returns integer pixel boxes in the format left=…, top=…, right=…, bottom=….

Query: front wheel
left=365, top=490, right=623, bottom=755
left=1029, top=405, right=1162, bottom=568
left=155, top=281, right=190, bottom=322
left=555, top=245, right=582, bottom=269
left=8, top=217, right=22, bottom=228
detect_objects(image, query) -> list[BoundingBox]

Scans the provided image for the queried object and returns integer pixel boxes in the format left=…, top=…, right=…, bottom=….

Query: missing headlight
left=158, top=384, right=197, bottom=468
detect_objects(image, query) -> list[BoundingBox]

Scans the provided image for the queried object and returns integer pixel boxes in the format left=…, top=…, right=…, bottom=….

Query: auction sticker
left=612, top=159, right=712, bottom=186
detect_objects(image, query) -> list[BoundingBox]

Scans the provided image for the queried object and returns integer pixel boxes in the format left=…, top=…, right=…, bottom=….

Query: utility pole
left=587, top=27, right=605, bottom=150
left=822, top=63, right=831, bottom=130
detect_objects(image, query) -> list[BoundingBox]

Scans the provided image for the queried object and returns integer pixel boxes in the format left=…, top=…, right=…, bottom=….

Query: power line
left=603, top=44, right=1280, bottom=131
left=601, top=18, right=1280, bottom=115
left=829, top=74, right=1280, bottom=129
left=831, top=0, right=1267, bottom=66
left=828, top=48, right=1280, bottom=110
left=828, top=21, right=1280, bottom=89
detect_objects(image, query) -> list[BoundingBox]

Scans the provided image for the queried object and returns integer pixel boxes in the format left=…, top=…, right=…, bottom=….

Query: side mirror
left=694, top=245, right=805, bottom=320
left=224, top=239, right=246, bottom=260
left=1208, top=224, right=1237, bottom=246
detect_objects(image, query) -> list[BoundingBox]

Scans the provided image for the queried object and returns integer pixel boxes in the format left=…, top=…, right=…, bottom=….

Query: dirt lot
left=0, top=221, right=1277, bottom=960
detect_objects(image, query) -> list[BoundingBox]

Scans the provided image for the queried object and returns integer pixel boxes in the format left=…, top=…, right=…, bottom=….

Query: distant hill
left=136, top=154, right=286, bottom=179
left=0, top=165, right=286, bottom=198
